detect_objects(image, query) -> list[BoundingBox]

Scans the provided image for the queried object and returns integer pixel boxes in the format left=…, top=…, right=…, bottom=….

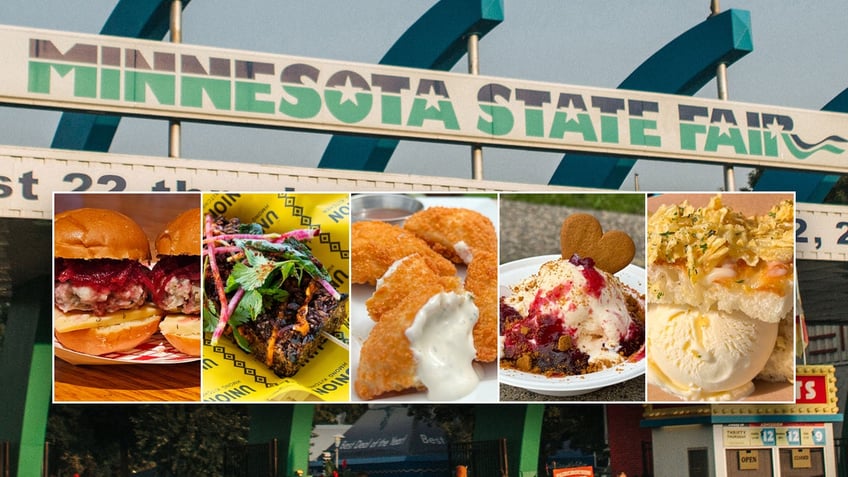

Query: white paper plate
left=350, top=196, right=498, bottom=402
left=498, top=255, right=645, bottom=397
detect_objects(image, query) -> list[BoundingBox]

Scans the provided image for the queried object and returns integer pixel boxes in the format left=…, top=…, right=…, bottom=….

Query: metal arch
left=547, top=9, right=754, bottom=188
left=50, top=0, right=192, bottom=151
left=317, top=0, right=504, bottom=171
left=752, top=89, right=848, bottom=201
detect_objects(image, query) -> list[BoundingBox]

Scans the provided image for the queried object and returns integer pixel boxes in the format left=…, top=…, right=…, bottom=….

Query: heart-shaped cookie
left=560, top=213, right=635, bottom=274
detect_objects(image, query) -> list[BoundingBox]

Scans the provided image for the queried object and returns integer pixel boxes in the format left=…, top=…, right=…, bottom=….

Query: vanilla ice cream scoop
left=647, top=303, right=779, bottom=401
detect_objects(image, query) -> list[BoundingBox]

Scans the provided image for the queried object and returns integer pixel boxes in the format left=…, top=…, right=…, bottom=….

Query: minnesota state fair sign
left=3, top=24, right=848, bottom=173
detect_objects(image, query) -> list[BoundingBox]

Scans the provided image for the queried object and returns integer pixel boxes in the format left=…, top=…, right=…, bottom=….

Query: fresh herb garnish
left=203, top=215, right=338, bottom=350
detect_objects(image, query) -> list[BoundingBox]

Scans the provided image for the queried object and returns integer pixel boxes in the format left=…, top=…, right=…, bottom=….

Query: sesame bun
left=155, top=208, right=201, bottom=256
left=55, top=208, right=150, bottom=261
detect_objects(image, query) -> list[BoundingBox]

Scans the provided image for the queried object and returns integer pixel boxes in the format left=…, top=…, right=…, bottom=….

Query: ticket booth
left=719, top=423, right=829, bottom=476
left=643, top=365, right=840, bottom=477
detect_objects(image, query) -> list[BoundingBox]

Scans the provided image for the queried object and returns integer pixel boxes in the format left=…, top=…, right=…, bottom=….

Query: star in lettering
left=335, top=77, right=360, bottom=106
left=765, top=116, right=785, bottom=140
left=561, top=101, right=584, bottom=123
left=713, top=115, right=734, bottom=137
left=421, top=86, right=443, bottom=110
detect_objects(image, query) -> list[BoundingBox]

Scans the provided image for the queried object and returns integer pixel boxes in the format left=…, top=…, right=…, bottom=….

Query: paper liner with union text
left=201, top=193, right=350, bottom=402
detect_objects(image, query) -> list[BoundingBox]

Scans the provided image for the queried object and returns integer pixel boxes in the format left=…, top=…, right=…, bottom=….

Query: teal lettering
left=477, top=104, right=513, bottom=136
left=549, top=112, right=597, bottom=141
left=679, top=123, right=707, bottom=151
left=234, top=81, right=273, bottom=114
left=28, top=61, right=97, bottom=98
left=181, top=76, right=231, bottom=110
left=100, top=68, right=120, bottom=100
left=515, top=88, right=550, bottom=137
left=764, top=131, right=780, bottom=157
left=629, top=118, right=661, bottom=147
left=407, top=99, right=460, bottom=129
left=324, top=71, right=372, bottom=124
left=124, top=71, right=175, bottom=105
left=747, top=129, right=764, bottom=156
left=371, top=74, right=409, bottom=124
left=524, top=109, right=545, bottom=137
left=279, top=85, right=321, bottom=119
left=380, top=95, right=403, bottom=125
left=325, top=90, right=373, bottom=124
left=704, top=125, right=747, bottom=153
left=599, top=115, right=620, bottom=143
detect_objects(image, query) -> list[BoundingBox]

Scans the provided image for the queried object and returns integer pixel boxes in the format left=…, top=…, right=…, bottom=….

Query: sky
left=1, top=1, right=846, bottom=192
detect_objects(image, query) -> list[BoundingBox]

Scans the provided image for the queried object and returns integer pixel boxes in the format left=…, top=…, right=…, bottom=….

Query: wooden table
left=54, top=357, right=200, bottom=402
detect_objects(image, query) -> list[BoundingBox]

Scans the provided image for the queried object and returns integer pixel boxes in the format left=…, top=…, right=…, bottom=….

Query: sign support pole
left=712, top=0, right=736, bottom=191
left=169, top=0, right=182, bottom=158
left=467, top=32, right=484, bottom=180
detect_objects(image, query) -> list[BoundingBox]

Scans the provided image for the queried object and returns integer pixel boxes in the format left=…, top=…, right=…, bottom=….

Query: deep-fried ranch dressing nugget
left=403, top=207, right=497, bottom=264
left=355, top=309, right=424, bottom=400
left=365, top=254, right=448, bottom=322
left=351, top=221, right=456, bottom=285
left=464, top=249, right=497, bottom=362
left=355, top=270, right=463, bottom=400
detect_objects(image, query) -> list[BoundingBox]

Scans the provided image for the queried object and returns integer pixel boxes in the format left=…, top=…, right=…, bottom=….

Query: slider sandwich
left=152, top=208, right=202, bottom=356
left=54, top=208, right=163, bottom=356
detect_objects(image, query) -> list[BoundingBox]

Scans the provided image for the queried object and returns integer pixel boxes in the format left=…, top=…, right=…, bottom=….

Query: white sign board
left=2, top=25, right=848, bottom=173
left=5, top=146, right=848, bottom=263
left=0, top=145, right=576, bottom=220
left=796, top=202, right=848, bottom=261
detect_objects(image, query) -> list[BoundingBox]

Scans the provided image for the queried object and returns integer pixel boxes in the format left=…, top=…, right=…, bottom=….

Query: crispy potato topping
left=647, top=196, right=794, bottom=282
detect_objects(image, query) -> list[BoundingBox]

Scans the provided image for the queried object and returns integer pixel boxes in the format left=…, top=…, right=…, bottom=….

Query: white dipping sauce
left=405, top=291, right=479, bottom=400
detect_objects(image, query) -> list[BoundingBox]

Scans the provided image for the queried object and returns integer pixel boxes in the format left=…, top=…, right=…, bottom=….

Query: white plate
left=498, top=255, right=645, bottom=397
left=54, top=333, right=199, bottom=365
left=349, top=196, right=498, bottom=402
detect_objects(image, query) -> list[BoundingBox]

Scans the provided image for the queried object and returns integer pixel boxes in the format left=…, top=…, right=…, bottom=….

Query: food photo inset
left=646, top=192, right=795, bottom=403
left=151, top=207, right=202, bottom=357
left=498, top=193, right=646, bottom=401
left=52, top=192, right=202, bottom=403
left=350, top=193, right=499, bottom=402
left=200, top=193, right=350, bottom=402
